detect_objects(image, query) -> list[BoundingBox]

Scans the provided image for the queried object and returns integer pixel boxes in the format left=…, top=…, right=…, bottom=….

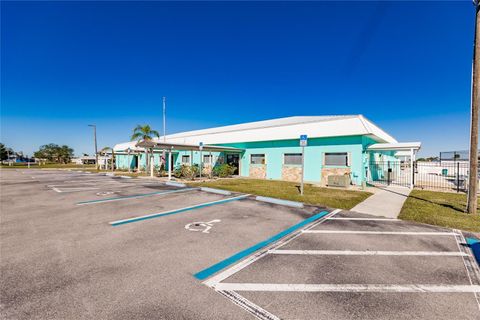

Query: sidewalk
left=351, top=185, right=411, bottom=218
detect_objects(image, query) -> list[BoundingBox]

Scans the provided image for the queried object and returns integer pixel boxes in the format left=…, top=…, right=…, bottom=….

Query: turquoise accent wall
left=219, top=135, right=366, bottom=185
left=115, top=153, right=139, bottom=170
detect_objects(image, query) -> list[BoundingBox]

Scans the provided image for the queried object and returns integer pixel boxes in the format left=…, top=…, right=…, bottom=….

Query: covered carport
left=366, top=142, right=421, bottom=188
left=135, top=140, right=244, bottom=180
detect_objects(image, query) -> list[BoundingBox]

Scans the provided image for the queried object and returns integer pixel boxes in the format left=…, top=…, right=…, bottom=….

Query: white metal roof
left=114, top=115, right=398, bottom=152
left=367, top=142, right=421, bottom=151
left=135, top=140, right=244, bottom=152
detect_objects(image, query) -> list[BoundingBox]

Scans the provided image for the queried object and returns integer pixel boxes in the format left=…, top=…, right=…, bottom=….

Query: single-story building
left=113, top=115, right=421, bottom=187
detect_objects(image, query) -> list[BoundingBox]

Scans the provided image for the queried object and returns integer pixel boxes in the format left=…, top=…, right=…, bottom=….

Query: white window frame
left=203, top=154, right=212, bottom=164
left=250, top=154, right=266, bottom=165
left=283, top=153, right=302, bottom=166
left=181, top=155, right=190, bottom=165
left=323, top=152, right=350, bottom=167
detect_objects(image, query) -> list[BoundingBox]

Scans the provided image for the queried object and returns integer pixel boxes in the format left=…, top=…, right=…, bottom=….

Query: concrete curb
left=200, top=187, right=232, bottom=196
left=255, top=196, right=304, bottom=208
left=119, top=175, right=132, bottom=179
left=165, top=181, right=187, bottom=188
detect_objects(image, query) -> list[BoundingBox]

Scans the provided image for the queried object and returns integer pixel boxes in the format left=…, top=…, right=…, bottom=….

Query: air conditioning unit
left=328, top=175, right=351, bottom=187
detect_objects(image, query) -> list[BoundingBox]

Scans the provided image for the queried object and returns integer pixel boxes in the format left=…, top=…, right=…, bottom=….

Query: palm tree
left=131, top=125, right=160, bottom=173
left=100, top=147, right=115, bottom=171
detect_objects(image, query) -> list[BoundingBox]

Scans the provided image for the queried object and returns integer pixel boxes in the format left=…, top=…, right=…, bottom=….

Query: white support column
left=128, top=150, right=131, bottom=173
left=168, top=148, right=173, bottom=180
left=199, top=151, right=202, bottom=179
left=150, top=154, right=154, bottom=178
left=162, top=149, right=166, bottom=169
left=410, top=148, right=414, bottom=189
left=190, top=150, right=193, bottom=166
left=209, top=151, right=213, bottom=178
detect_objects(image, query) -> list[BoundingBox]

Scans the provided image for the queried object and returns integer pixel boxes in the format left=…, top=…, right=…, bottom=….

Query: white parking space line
left=213, top=283, right=480, bottom=293
left=48, top=182, right=152, bottom=192
left=202, top=208, right=479, bottom=319
left=270, top=209, right=342, bottom=251
left=268, top=249, right=470, bottom=256
left=326, top=217, right=400, bottom=221
left=203, top=209, right=342, bottom=287
left=47, top=182, right=123, bottom=188
left=51, top=187, right=100, bottom=193
left=303, top=230, right=456, bottom=236
left=59, top=180, right=113, bottom=184
left=48, top=183, right=98, bottom=187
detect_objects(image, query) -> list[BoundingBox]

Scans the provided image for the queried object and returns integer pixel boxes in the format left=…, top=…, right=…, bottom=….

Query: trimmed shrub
left=213, top=164, right=236, bottom=178
left=174, top=164, right=199, bottom=180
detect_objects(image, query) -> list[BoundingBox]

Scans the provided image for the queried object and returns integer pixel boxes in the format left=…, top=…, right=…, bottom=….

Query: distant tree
left=59, top=145, right=74, bottom=163
left=417, top=156, right=439, bottom=162
left=0, top=143, right=8, bottom=161
left=131, top=125, right=160, bottom=173
left=34, top=144, right=74, bottom=164
left=82, top=153, right=89, bottom=157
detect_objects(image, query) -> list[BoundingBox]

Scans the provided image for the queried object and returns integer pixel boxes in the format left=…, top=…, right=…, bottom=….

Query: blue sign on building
left=300, top=135, right=307, bottom=147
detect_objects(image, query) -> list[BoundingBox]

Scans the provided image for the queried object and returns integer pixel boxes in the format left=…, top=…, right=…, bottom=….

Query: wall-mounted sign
left=300, top=135, right=308, bottom=147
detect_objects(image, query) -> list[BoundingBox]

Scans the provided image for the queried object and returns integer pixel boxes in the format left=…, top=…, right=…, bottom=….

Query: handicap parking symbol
left=185, top=219, right=221, bottom=234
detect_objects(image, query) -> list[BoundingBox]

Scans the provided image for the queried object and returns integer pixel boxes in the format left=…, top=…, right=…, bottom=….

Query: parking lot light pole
left=467, top=0, right=479, bottom=214
left=88, top=124, right=99, bottom=170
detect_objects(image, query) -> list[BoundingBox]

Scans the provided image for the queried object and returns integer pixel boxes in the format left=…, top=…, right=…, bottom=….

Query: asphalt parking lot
left=1, top=169, right=480, bottom=319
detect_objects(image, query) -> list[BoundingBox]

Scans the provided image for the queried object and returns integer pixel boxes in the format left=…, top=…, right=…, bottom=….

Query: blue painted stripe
left=194, top=210, right=330, bottom=280
left=466, top=237, right=480, bottom=266
left=77, top=188, right=196, bottom=205
left=110, top=194, right=249, bottom=226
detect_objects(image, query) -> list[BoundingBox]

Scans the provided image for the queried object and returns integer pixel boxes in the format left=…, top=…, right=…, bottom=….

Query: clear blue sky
left=1, top=1, right=476, bottom=157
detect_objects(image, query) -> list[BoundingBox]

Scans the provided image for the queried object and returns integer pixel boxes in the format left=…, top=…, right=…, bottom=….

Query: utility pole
left=161, top=96, right=167, bottom=171
left=467, top=0, right=479, bottom=214
left=88, top=124, right=99, bottom=170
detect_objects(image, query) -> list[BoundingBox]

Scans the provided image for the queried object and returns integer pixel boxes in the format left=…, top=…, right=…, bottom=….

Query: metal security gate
left=367, top=160, right=412, bottom=187
left=414, top=161, right=469, bottom=192
left=368, top=160, right=472, bottom=192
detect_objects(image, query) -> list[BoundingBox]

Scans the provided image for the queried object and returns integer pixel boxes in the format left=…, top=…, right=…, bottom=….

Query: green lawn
left=189, top=178, right=372, bottom=210
left=399, top=189, right=480, bottom=232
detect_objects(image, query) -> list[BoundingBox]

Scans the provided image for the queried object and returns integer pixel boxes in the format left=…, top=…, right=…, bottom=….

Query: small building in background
left=71, top=156, right=96, bottom=165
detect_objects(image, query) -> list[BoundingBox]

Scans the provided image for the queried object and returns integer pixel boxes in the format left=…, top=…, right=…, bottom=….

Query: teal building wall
left=115, top=134, right=391, bottom=185
left=220, top=135, right=366, bottom=185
